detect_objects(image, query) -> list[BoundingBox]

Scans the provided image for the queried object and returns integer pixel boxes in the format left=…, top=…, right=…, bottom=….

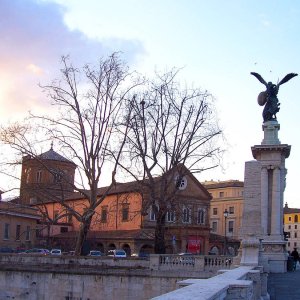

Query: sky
left=0, top=0, right=299, bottom=207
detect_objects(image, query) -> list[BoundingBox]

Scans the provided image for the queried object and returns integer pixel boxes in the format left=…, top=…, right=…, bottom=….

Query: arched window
left=25, top=168, right=31, bottom=184
left=166, top=210, right=176, bottom=222
left=295, top=215, right=298, bottom=223
left=197, top=209, right=205, bottom=224
left=182, top=206, right=191, bottom=223
left=149, top=204, right=158, bottom=221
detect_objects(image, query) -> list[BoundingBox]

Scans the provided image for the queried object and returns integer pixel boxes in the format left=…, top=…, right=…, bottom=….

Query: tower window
left=101, top=206, right=108, bottom=223
left=36, top=170, right=42, bottom=183
left=122, top=204, right=129, bottom=222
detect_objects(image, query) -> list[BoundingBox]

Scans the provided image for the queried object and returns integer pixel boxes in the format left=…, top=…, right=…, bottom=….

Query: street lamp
left=223, top=209, right=229, bottom=255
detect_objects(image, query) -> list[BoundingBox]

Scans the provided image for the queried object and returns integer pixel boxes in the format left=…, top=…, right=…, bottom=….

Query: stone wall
left=0, top=270, right=182, bottom=300
left=0, top=254, right=234, bottom=300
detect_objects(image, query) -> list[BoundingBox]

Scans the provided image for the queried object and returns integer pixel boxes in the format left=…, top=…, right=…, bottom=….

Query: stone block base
left=261, top=241, right=287, bottom=273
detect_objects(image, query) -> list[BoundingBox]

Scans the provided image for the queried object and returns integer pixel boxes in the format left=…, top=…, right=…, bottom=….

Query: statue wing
left=250, top=72, right=268, bottom=86
left=278, top=73, right=298, bottom=86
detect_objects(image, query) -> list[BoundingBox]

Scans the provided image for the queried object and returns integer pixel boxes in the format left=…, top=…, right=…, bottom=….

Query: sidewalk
left=268, top=265, right=300, bottom=300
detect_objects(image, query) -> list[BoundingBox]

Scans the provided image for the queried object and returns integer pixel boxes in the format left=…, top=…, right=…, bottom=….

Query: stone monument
left=240, top=72, right=297, bottom=273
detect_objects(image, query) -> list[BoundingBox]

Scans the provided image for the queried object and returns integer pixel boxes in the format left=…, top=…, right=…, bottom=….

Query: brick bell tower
left=19, top=144, right=76, bottom=205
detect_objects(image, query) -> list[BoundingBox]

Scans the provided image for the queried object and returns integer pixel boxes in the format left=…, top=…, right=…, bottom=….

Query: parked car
left=0, top=247, right=14, bottom=253
left=25, top=248, right=50, bottom=255
left=88, top=250, right=103, bottom=257
left=107, top=249, right=127, bottom=258
left=14, top=247, right=26, bottom=253
left=50, top=249, right=62, bottom=255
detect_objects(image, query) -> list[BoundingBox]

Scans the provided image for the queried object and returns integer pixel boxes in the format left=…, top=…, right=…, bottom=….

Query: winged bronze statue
left=251, top=72, right=298, bottom=122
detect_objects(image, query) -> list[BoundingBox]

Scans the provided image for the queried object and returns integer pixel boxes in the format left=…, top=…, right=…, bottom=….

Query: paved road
left=268, top=265, right=300, bottom=300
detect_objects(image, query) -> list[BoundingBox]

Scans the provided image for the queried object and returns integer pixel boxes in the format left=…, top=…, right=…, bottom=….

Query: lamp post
left=223, top=209, right=229, bottom=255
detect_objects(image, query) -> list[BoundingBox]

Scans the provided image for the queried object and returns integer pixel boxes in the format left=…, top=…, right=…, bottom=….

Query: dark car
left=25, top=248, right=50, bottom=255
left=138, top=252, right=150, bottom=259
left=0, top=247, right=14, bottom=253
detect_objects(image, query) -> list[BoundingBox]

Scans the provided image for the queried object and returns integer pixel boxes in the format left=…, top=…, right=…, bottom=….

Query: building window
left=229, top=206, right=234, bottom=214
left=149, top=204, right=158, bottom=221
left=296, top=225, right=298, bottom=229
left=288, top=242, right=290, bottom=247
left=16, top=225, right=21, bottom=241
left=294, top=242, right=297, bottom=247
left=228, top=220, right=234, bottom=233
left=295, top=232, right=298, bottom=238
left=295, top=215, right=299, bottom=223
left=166, top=211, right=175, bottom=222
left=36, top=170, right=42, bottom=183
left=288, top=225, right=291, bottom=229
left=101, top=206, right=108, bottom=223
left=289, top=216, right=292, bottom=221
left=122, top=204, right=129, bottom=222
left=213, top=208, right=218, bottom=215
left=53, top=172, right=62, bottom=183
left=212, top=221, right=218, bottom=232
left=182, top=207, right=191, bottom=223
left=60, top=227, right=68, bottom=233
left=25, top=226, right=30, bottom=241
left=26, top=168, right=31, bottom=184
left=4, top=223, right=9, bottom=240
left=197, top=209, right=205, bottom=224
left=175, top=175, right=187, bottom=190
left=219, top=192, right=224, bottom=198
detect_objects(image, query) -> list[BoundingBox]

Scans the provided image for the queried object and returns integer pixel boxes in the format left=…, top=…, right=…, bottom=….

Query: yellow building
left=0, top=201, right=40, bottom=250
left=283, top=203, right=300, bottom=253
left=202, top=180, right=244, bottom=240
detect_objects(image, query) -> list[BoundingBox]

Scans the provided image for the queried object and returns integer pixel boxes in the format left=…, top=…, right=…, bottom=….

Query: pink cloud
left=0, top=0, right=143, bottom=121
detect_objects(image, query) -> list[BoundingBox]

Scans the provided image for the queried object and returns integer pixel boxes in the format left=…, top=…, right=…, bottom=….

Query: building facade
left=22, top=148, right=212, bottom=255
left=35, top=173, right=212, bottom=255
left=0, top=201, right=40, bottom=250
left=283, top=203, right=300, bottom=253
left=19, top=145, right=76, bottom=205
left=202, top=180, right=243, bottom=254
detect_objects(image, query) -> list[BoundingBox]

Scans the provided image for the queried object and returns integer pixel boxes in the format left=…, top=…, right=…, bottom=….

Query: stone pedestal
left=241, top=120, right=291, bottom=273
left=240, top=235, right=260, bottom=266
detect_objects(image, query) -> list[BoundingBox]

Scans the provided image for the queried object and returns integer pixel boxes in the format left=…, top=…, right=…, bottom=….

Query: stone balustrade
left=150, top=254, right=234, bottom=274
left=151, top=266, right=269, bottom=300
left=0, top=253, right=234, bottom=275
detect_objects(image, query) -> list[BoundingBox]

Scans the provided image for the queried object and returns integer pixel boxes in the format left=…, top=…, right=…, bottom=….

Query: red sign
left=187, top=236, right=202, bottom=254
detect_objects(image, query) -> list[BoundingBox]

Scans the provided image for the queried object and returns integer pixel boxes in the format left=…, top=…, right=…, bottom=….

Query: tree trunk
left=154, top=213, right=166, bottom=254
left=75, top=215, right=93, bottom=255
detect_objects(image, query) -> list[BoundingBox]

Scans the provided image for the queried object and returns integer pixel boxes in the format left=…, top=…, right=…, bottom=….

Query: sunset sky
left=0, top=0, right=300, bottom=206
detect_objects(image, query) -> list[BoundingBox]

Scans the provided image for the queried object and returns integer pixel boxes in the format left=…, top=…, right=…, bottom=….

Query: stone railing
left=151, top=266, right=269, bottom=300
left=149, top=254, right=234, bottom=275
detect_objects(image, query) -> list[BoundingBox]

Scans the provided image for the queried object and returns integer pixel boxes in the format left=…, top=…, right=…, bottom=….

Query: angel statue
left=251, top=72, right=298, bottom=122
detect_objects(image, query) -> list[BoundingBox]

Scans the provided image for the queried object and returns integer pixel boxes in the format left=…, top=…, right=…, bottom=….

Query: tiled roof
left=202, top=180, right=244, bottom=189
left=38, top=148, right=75, bottom=165
left=284, top=207, right=300, bottom=214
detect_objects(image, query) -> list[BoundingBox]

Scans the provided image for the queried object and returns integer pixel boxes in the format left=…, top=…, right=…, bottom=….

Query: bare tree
left=118, top=70, right=222, bottom=253
left=0, top=53, right=141, bottom=255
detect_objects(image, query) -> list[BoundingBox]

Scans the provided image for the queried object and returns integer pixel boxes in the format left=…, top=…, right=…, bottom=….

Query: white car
left=107, top=249, right=127, bottom=258
left=50, top=249, right=62, bottom=255
left=88, top=250, right=103, bottom=257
